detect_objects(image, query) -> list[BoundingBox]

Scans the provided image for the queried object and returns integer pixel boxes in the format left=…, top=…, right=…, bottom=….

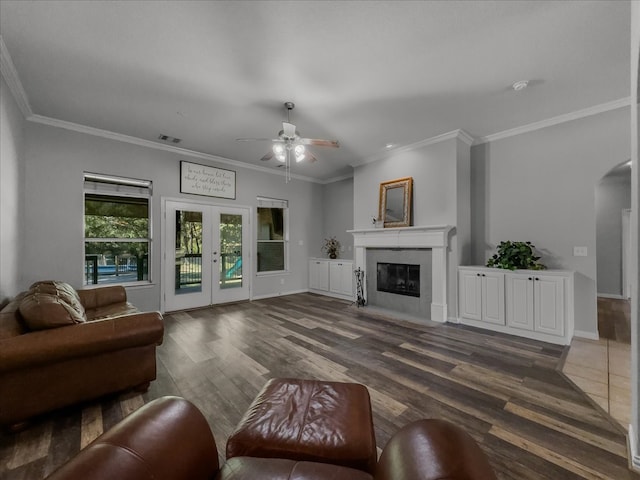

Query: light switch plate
left=573, top=246, right=588, bottom=257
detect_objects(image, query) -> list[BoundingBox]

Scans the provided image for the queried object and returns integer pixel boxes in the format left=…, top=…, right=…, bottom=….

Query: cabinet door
left=482, top=272, right=505, bottom=325
left=533, top=275, right=564, bottom=336
left=329, top=262, right=341, bottom=293
left=309, top=260, right=329, bottom=291
left=329, top=262, right=353, bottom=295
left=458, top=271, right=482, bottom=321
left=506, top=274, right=534, bottom=330
left=339, top=262, right=354, bottom=296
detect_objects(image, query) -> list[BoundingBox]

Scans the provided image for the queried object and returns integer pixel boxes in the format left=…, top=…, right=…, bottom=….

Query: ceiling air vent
left=158, top=134, right=182, bottom=144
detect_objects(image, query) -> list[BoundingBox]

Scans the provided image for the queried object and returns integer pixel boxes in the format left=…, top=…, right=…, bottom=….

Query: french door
left=164, top=200, right=250, bottom=311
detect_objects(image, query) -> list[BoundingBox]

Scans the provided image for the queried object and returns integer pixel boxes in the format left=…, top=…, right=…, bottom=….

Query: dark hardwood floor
left=1, top=293, right=637, bottom=479
left=598, top=296, right=632, bottom=344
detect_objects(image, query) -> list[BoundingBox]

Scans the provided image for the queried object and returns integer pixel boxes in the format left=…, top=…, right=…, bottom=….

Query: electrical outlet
left=573, top=246, right=588, bottom=257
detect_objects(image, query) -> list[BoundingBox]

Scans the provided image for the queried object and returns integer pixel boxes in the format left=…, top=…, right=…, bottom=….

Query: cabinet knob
left=477, top=273, right=481, bottom=277
left=535, top=277, right=540, bottom=281
left=528, top=277, right=532, bottom=281
left=481, top=274, right=486, bottom=277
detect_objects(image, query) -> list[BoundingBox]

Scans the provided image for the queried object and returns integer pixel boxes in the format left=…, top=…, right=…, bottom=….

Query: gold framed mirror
left=378, top=177, right=413, bottom=228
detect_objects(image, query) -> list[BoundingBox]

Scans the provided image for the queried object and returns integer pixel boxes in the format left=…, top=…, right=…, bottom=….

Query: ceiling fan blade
left=306, top=151, right=318, bottom=163
left=300, top=138, right=340, bottom=148
left=282, top=122, right=297, bottom=139
left=260, top=151, right=274, bottom=161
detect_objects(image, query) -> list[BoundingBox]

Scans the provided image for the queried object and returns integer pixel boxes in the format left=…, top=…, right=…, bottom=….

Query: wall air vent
left=158, top=134, right=182, bottom=144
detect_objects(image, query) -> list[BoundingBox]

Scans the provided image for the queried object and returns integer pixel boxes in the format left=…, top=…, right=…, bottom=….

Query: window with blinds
left=83, top=173, right=152, bottom=285
left=257, top=197, right=288, bottom=273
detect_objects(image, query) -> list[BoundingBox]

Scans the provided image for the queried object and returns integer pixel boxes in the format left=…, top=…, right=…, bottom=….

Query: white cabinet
left=458, top=267, right=573, bottom=345
left=458, top=269, right=505, bottom=325
left=329, top=261, right=353, bottom=296
left=309, top=260, right=329, bottom=291
left=506, top=273, right=564, bottom=337
left=309, top=258, right=353, bottom=300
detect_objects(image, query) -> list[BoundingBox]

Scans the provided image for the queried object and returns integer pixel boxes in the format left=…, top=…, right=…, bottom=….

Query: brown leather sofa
left=0, top=281, right=164, bottom=428
left=45, top=396, right=498, bottom=480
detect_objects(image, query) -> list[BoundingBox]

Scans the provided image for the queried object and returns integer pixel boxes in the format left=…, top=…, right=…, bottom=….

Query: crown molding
left=474, top=97, right=631, bottom=145
left=320, top=172, right=354, bottom=184
left=350, top=129, right=474, bottom=169
left=0, top=35, right=33, bottom=118
left=27, top=114, right=323, bottom=184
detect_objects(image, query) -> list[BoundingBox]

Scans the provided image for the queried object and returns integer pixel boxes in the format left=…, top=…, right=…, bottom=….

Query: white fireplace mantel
left=348, top=225, right=454, bottom=323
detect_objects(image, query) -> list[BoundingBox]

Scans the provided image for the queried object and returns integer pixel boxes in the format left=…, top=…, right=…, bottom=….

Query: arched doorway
left=595, top=160, right=632, bottom=341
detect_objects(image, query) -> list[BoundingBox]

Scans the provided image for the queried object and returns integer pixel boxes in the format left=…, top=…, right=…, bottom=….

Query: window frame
left=83, top=173, right=153, bottom=286
left=256, top=197, right=289, bottom=275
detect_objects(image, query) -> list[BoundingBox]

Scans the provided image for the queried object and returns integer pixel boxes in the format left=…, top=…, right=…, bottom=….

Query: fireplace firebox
left=377, top=262, right=420, bottom=297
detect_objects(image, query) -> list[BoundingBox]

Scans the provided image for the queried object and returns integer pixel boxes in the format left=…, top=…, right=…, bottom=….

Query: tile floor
left=563, top=337, right=632, bottom=429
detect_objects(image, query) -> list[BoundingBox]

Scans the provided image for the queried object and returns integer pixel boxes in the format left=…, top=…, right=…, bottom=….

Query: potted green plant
left=321, top=236, right=340, bottom=259
left=486, top=240, right=546, bottom=270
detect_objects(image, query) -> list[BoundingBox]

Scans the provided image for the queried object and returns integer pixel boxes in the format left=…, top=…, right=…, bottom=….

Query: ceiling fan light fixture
left=273, top=143, right=286, bottom=162
left=512, top=80, right=529, bottom=91
left=295, top=144, right=305, bottom=162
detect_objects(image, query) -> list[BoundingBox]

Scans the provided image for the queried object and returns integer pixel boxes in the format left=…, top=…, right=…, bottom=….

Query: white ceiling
left=0, top=0, right=631, bottom=181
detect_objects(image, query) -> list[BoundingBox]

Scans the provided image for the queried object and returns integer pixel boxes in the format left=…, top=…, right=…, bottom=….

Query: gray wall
left=321, top=177, right=354, bottom=260
left=353, top=135, right=471, bottom=318
left=471, top=107, right=631, bottom=337
left=596, top=169, right=631, bottom=296
left=353, top=139, right=460, bottom=230
left=21, top=121, right=323, bottom=311
left=0, top=75, right=25, bottom=302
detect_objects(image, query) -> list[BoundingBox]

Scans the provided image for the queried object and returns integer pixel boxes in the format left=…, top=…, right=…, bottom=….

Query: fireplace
left=377, top=263, right=420, bottom=297
left=366, top=248, right=431, bottom=318
left=348, top=225, right=453, bottom=323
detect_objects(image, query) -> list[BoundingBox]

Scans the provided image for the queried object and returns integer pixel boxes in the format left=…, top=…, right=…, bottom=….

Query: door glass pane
left=219, top=213, right=242, bottom=289
left=175, top=210, right=203, bottom=294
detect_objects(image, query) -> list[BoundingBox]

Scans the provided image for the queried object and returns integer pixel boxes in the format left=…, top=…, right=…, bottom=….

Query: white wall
left=321, top=177, right=354, bottom=260
left=22, top=121, right=323, bottom=311
left=0, top=75, right=25, bottom=302
left=596, top=171, right=631, bottom=296
left=471, top=107, right=631, bottom=337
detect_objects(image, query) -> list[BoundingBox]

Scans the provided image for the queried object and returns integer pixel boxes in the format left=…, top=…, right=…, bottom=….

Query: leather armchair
left=45, top=396, right=497, bottom=480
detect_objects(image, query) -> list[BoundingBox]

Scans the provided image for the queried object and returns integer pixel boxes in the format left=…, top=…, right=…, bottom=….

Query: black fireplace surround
left=376, top=262, right=420, bottom=297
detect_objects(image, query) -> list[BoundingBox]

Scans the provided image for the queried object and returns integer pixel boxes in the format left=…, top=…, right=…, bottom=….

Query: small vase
left=329, top=252, right=337, bottom=259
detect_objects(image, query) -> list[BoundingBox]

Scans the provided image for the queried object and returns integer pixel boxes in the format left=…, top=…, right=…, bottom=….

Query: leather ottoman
left=226, top=378, right=378, bottom=473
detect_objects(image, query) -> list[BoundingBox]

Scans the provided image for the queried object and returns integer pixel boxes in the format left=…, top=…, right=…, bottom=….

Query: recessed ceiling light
left=512, top=80, right=529, bottom=91
left=385, top=143, right=395, bottom=149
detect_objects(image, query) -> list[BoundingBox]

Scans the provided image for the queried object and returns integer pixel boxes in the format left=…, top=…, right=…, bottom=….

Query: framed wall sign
left=180, top=161, right=236, bottom=199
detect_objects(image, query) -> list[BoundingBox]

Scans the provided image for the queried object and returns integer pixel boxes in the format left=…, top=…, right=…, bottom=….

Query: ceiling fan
left=236, top=102, right=339, bottom=180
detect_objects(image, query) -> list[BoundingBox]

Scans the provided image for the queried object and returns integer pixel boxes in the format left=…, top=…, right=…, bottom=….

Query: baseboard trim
left=251, top=289, right=308, bottom=301
left=572, top=330, right=600, bottom=341
left=597, top=293, right=627, bottom=300
left=628, top=424, right=640, bottom=472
